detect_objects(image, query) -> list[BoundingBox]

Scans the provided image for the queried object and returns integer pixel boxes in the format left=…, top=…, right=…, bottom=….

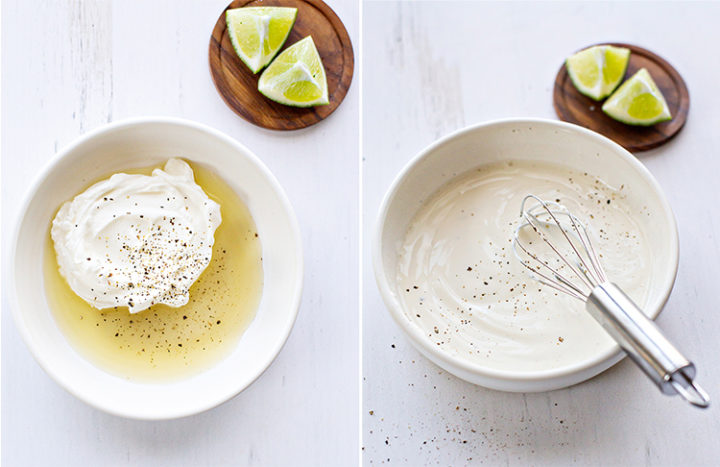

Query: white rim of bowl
left=373, top=117, right=679, bottom=384
left=9, top=116, right=304, bottom=419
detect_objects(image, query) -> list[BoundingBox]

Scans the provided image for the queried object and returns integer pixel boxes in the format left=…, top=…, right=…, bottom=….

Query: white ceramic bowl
left=374, top=118, right=679, bottom=392
left=11, top=117, right=303, bottom=419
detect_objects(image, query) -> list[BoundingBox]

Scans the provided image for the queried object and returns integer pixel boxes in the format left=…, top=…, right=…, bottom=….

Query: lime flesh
left=258, top=36, right=329, bottom=107
left=602, top=68, right=672, bottom=126
left=226, top=7, right=297, bottom=74
left=566, top=45, right=630, bottom=101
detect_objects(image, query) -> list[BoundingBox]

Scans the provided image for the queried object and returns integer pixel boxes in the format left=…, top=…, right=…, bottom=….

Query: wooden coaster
left=209, top=0, right=354, bottom=130
left=553, top=43, right=689, bottom=152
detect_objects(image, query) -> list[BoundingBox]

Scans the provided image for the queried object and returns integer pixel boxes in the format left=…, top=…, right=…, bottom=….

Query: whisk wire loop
left=513, top=194, right=607, bottom=299
left=512, top=234, right=587, bottom=300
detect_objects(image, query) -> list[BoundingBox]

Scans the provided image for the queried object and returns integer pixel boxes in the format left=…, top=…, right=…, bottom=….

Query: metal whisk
left=512, top=194, right=709, bottom=408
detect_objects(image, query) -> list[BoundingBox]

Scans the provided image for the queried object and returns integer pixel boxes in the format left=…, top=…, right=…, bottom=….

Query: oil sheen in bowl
left=43, top=161, right=263, bottom=381
left=396, top=159, right=653, bottom=374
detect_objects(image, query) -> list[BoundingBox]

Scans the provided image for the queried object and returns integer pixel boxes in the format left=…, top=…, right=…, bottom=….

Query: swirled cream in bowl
left=11, top=118, right=302, bottom=419
left=374, top=119, right=678, bottom=392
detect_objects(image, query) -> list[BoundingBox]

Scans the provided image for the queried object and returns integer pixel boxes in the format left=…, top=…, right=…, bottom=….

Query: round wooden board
left=209, top=0, right=354, bottom=130
left=553, top=43, right=689, bottom=152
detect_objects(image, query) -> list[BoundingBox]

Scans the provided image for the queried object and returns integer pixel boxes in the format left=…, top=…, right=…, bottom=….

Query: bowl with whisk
left=374, top=118, right=680, bottom=392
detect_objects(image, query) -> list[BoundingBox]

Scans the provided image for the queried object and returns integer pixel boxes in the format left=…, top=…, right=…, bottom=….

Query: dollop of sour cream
left=51, top=159, right=221, bottom=313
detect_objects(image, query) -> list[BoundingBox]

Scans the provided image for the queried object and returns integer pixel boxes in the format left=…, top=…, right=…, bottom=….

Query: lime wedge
left=566, top=45, right=630, bottom=101
left=258, top=36, right=329, bottom=107
left=226, top=7, right=297, bottom=74
left=602, top=68, right=672, bottom=126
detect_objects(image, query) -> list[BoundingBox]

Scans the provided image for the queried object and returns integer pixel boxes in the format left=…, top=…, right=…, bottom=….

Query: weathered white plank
left=363, top=2, right=720, bottom=465
left=2, top=0, right=359, bottom=465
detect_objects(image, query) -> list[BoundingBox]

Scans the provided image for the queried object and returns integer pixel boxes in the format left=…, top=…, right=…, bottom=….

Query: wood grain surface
left=554, top=43, right=689, bottom=152
left=209, top=0, right=354, bottom=130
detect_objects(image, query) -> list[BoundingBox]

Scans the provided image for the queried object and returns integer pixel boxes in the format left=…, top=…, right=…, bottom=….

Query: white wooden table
left=362, top=2, right=720, bottom=465
left=1, top=1, right=358, bottom=465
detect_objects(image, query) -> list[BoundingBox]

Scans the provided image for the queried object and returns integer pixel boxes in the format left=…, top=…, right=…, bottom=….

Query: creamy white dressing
left=396, top=160, right=652, bottom=373
left=51, top=159, right=221, bottom=313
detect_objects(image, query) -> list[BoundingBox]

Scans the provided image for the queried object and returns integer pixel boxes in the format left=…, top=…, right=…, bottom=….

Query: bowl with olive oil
left=11, top=117, right=303, bottom=419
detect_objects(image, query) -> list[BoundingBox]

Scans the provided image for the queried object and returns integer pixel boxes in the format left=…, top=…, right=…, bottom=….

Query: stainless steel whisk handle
left=586, top=283, right=710, bottom=408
